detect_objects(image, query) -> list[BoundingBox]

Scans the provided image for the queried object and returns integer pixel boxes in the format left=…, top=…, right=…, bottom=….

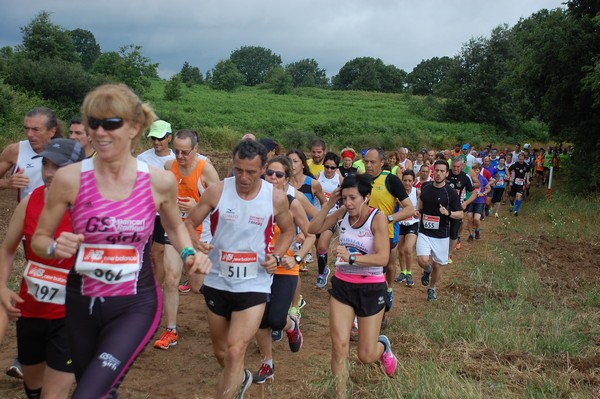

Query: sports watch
left=294, top=255, right=303, bottom=264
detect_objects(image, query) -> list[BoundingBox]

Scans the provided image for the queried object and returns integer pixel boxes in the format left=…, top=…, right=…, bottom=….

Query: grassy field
left=302, top=180, right=600, bottom=398
left=1, top=80, right=506, bottom=153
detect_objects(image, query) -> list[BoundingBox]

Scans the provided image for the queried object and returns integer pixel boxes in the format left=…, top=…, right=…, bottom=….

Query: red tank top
left=18, top=186, right=75, bottom=319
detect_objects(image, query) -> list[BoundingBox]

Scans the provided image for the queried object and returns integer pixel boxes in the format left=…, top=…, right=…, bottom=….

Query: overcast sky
left=0, top=1, right=564, bottom=79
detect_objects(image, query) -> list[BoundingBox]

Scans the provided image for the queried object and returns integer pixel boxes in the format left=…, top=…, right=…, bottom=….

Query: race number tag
left=219, top=251, right=259, bottom=279
left=422, top=214, right=440, bottom=230
left=75, top=244, right=140, bottom=297
left=23, top=261, right=68, bottom=305
left=515, top=178, right=524, bottom=186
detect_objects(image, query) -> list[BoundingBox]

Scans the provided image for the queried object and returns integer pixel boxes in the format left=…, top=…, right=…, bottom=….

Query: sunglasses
left=87, top=117, right=124, bottom=131
left=151, top=135, right=168, bottom=141
left=266, top=169, right=286, bottom=178
left=324, top=165, right=337, bottom=170
left=174, top=148, right=194, bottom=157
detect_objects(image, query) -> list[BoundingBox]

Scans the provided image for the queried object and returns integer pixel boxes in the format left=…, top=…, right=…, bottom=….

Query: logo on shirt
left=248, top=216, right=264, bottom=226
left=26, top=163, right=35, bottom=169
left=223, top=208, right=238, bottom=222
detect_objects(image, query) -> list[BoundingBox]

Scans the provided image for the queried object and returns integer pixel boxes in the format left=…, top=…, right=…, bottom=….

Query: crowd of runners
left=0, top=83, right=572, bottom=398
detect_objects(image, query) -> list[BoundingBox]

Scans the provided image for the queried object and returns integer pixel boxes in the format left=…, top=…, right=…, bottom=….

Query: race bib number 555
left=422, top=214, right=440, bottom=230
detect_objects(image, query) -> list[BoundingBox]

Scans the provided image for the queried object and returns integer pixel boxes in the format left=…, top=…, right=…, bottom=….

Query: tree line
left=0, top=1, right=598, bottom=191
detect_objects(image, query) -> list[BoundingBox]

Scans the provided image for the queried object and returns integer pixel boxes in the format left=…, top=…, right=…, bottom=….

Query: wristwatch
left=387, top=214, right=394, bottom=223
left=272, top=255, right=282, bottom=266
left=294, top=255, right=303, bottom=264
left=349, top=254, right=356, bottom=265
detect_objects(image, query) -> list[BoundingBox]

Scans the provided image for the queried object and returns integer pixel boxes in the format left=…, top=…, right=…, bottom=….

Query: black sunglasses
left=324, top=165, right=337, bottom=170
left=151, top=135, right=168, bottom=141
left=266, top=169, right=286, bottom=178
left=87, top=117, right=124, bottom=131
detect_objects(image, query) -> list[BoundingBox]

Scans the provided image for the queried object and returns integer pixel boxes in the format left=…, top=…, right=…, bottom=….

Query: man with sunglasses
left=154, top=129, right=220, bottom=351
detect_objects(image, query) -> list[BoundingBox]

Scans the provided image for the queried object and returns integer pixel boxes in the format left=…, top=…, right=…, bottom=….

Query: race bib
left=23, top=261, right=68, bottom=305
left=515, top=178, right=524, bottom=186
left=422, top=214, right=440, bottom=230
left=75, top=244, right=140, bottom=297
left=219, top=251, right=259, bottom=279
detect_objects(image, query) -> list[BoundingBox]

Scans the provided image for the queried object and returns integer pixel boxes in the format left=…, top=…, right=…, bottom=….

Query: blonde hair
left=81, top=84, right=156, bottom=141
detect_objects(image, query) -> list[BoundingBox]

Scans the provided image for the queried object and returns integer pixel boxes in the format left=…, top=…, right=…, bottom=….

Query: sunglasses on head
left=324, top=165, right=337, bottom=170
left=266, top=169, right=286, bottom=178
left=87, top=117, right=124, bottom=131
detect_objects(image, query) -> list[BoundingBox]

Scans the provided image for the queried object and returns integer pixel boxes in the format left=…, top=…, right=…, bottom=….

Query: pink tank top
left=69, top=159, right=156, bottom=296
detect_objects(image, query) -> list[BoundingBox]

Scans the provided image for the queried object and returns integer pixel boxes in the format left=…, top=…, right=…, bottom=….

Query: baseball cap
left=33, top=139, right=85, bottom=167
left=147, top=120, right=172, bottom=139
left=523, top=143, right=531, bottom=149
left=462, top=144, right=469, bottom=150
left=259, top=137, right=278, bottom=152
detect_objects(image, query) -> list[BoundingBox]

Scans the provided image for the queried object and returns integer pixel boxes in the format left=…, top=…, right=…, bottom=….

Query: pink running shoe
left=378, top=335, right=397, bottom=376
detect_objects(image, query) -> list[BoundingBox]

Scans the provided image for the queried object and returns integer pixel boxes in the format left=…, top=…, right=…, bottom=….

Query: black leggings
left=65, top=286, right=161, bottom=399
left=259, top=274, right=298, bottom=331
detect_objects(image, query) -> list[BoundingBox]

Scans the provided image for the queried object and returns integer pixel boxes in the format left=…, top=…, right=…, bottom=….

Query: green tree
left=332, top=57, right=405, bottom=92
left=18, top=11, right=78, bottom=62
left=265, top=66, right=293, bottom=94
left=285, top=58, right=328, bottom=87
left=164, top=74, right=183, bottom=101
left=230, top=46, right=282, bottom=86
left=407, top=56, right=455, bottom=96
left=509, top=2, right=600, bottom=191
left=210, top=59, right=244, bottom=91
left=180, top=61, right=203, bottom=87
left=442, top=25, right=518, bottom=131
left=5, top=55, right=104, bottom=106
left=92, top=45, right=158, bottom=93
left=70, top=28, right=101, bottom=70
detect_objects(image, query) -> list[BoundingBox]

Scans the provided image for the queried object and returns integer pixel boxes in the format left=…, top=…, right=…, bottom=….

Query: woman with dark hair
left=251, top=155, right=315, bottom=384
left=309, top=173, right=398, bottom=398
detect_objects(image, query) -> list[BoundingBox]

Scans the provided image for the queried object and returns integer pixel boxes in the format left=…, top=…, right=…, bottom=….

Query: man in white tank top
left=185, top=139, right=294, bottom=399
left=0, top=107, right=59, bottom=202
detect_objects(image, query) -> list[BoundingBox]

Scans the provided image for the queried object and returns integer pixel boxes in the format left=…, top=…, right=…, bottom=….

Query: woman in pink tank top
left=30, top=84, right=211, bottom=399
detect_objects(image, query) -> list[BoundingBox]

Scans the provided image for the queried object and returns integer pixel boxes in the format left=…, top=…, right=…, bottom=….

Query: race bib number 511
left=219, top=251, right=259, bottom=279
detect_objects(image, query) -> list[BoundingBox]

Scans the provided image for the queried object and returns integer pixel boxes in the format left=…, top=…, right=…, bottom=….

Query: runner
left=492, top=156, right=508, bottom=217
left=308, top=173, right=398, bottom=398
left=286, top=150, right=327, bottom=312
left=387, top=150, right=400, bottom=176
left=69, top=117, right=96, bottom=158
left=415, top=163, right=431, bottom=188
left=445, top=157, right=475, bottom=260
left=252, top=156, right=314, bottom=384
left=307, top=138, right=326, bottom=177
left=154, top=129, right=220, bottom=350
left=30, top=83, right=211, bottom=399
left=413, top=152, right=425, bottom=174
left=417, top=160, right=463, bottom=301
left=314, top=152, right=343, bottom=289
left=508, top=153, right=531, bottom=216
left=394, top=170, right=419, bottom=287
left=184, top=139, right=294, bottom=399
left=339, top=148, right=359, bottom=178
left=465, top=162, right=490, bottom=241
left=363, top=148, right=413, bottom=320
left=0, top=139, right=84, bottom=399
left=398, top=147, right=413, bottom=174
